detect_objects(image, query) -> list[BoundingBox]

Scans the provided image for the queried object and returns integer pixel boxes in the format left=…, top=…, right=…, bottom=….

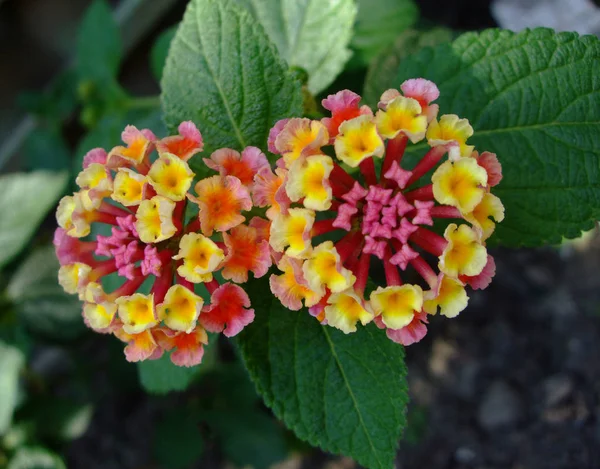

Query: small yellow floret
left=432, top=157, right=487, bottom=214
left=135, top=196, right=177, bottom=243
left=269, top=208, right=315, bottom=258
left=157, top=285, right=204, bottom=333
left=325, top=290, right=374, bottom=334
left=370, top=284, right=423, bottom=330
left=439, top=224, right=487, bottom=277
left=173, top=233, right=225, bottom=283
left=112, top=168, right=146, bottom=206
left=375, top=96, right=427, bottom=143
left=275, top=118, right=329, bottom=167
left=148, top=153, right=194, bottom=201
left=426, top=114, right=474, bottom=158
left=84, top=301, right=117, bottom=331
left=303, top=241, right=355, bottom=295
left=286, top=155, right=333, bottom=211
left=334, top=115, right=384, bottom=168
left=76, top=163, right=112, bottom=197
left=116, top=293, right=157, bottom=334
left=464, top=192, right=505, bottom=241
left=58, top=263, right=92, bottom=296
left=424, top=275, right=468, bottom=318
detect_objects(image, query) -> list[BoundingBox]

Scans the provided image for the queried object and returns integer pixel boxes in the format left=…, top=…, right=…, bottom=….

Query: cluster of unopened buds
left=267, top=78, right=503, bottom=345
left=54, top=77, right=504, bottom=366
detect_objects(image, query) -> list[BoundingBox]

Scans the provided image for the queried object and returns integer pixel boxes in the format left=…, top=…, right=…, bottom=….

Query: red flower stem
left=335, top=230, right=363, bottom=265
left=431, top=205, right=462, bottom=219
left=410, top=256, right=438, bottom=288
left=151, top=262, right=173, bottom=304
left=312, top=218, right=337, bottom=237
left=90, top=258, right=118, bottom=279
left=136, top=157, right=151, bottom=176
left=383, top=246, right=402, bottom=286
left=99, top=201, right=131, bottom=218
left=359, top=158, right=378, bottom=186
left=185, top=218, right=201, bottom=234
left=410, top=227, right=448, bottom=257
left=94, top=212, right=119, bottom=226
left=404, top=184, right=434, bottom=202
left=143, top=184, right=157, bottom=199
left=205, top=279, right=220, bottom=295
left=331, top=163, right=356, bottom=188
left=330, top=200, right=342, bottom=211
left=113, top=271, right=146, bottom=298
left=405, top=145, right=446, bottom=187
left=381, top=134, right=408, bottom=179
left=353, top=251, right=371, bottom=296
left=173, top=200, right=186, bottom=234
left=176, top=274, right=195, bottom=291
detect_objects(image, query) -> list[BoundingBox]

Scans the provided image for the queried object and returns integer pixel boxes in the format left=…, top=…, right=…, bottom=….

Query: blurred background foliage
left=0, top=0, right=599, bottom=468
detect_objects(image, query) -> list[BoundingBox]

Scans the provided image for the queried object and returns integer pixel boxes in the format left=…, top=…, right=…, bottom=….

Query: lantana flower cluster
left=266, top=78, right=504, bottom=345
left=55, top=122, right=274, bottom=366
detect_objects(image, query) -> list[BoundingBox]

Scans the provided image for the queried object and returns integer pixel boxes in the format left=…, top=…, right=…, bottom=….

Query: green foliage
left=351, top=0, right=419, bottom=66
left=151, top=27, right=178, bottom=83
left=363, top=27, right=453, bottom=106
left=198, top=365, right=288, bottom=469
left=0, top=172, right=67, bottom=268
left=138, top=354, right=200, bottom=394
left=7, top=246, right=85, bottom=340
left=76, top=0, right=122, bottom=85
left=235, top=0, right=356, bottom=94
left=388, top=28, right=600, bottom=247
left=0, top=342, right=25, bottom=435
left=23, top=126, right=71, bottom=172
left=236, top=280, right=409, bottom=469
left=7, top=447, right=66, bottom=469
left=153, top=409, right=204, bottom=469
left=161, top=0, right=303, bottom=175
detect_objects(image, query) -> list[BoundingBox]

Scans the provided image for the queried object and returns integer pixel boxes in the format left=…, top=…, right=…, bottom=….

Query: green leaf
left=363, top=27, right=453, bottom=107
left=351, top=0, right=419, bottom=65
left=7, top=246, right=85, bottom=340
left=138, top=351, right=205, bottom=394
left=236, top=280, right=409, bottom=469
left=23, top=125, right=71, bottom=171
left=153, top=409, right=203, bottom=469
left=0, top=171, right=67, bottom=268
left=151, top=27, right=177, bottom=83
left=197, top=365, right=288, bottom=469
left=234, top=0, right=356, bottom=93
left=0, top=341, right=25, bottom=435
left=7, top=447, right=66, bottom=469
left=76, top=0, right=122, bottom=83
left=161, top=0, right=303, bottom=175
left=393, top=28, right=600, bottom=246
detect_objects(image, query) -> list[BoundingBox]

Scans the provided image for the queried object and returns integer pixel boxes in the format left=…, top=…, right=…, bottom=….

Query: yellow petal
left=116, top=293, right=157, bottom=334
left=135, top=196, right=177, bottom=243
left=157, top=285, right=204, bottom=333
left=173, top=233, right=225, bottom=283
left=334, top=115, right=384, bottom=168
left=439, top=224, right=487, bottom=277
left=148, top=153, right=194, bottom=201
left=370, top=284, right=423, bottom=330
left=112, top=168, right=146, bottom=206
left=325, top=289, right=374, bottom=334
left=375, top=96, right=427, bottom=143
left=286, top=154, right=333, bottom=211
left=432, top=158, right=487, bottom=214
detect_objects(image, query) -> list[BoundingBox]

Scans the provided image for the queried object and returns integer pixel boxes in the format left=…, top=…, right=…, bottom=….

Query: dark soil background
left=1, top=0, right=599, bottom=468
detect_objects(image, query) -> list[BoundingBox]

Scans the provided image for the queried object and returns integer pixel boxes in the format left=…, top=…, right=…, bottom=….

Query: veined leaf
left=389, top=28, right=600, bottom=246
left=161, top=0, right=303, bottom=175
left=235, top=0, right=356, bottom=93
left=236, top=280, right=408, bottom=469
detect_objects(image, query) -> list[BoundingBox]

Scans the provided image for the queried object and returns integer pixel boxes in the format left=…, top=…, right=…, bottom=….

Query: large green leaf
left=0, top=341, right=25, bottom=435
left=76, top=0, right=122, bottom=83
left=161, top=0, right=303, bottom=175
left=235, top=0, right=356, bottom=93
left=236, top=280, right=409, bottom=469
left=7, top=246, right=85, bottom=340
left=0, top=171, right=67, bottom=268
left=138, top=354, right=200, bottom=394
left=150, top=27, right=177, bottom=83
left=351, top=0, right=419, bottom=65
left=7, top=447, right=66, bottom=469
left=363, top=28, right=453, bottom=107
left=389, top=28, right=600, bottom=247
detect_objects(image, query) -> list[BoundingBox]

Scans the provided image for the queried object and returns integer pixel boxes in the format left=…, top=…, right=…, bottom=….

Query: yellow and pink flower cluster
left=55, top=76, right=504, bottom=364
left=55, top=122, right=273, bottom=366
left=265, top=78, right=504, bottom=345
